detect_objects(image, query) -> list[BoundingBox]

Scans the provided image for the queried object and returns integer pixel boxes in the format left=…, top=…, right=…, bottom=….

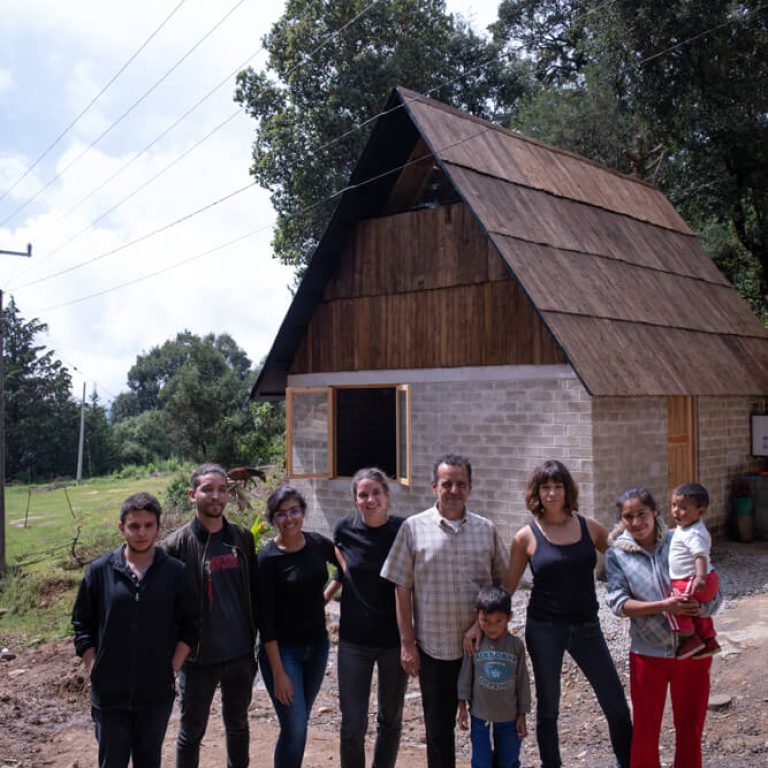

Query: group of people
left=72, top=455, right=722, bottom=768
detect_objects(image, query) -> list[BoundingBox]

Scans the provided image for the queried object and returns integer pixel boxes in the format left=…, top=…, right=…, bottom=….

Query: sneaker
left=677, top=635, right=706, bottom=659
left=693, top=637, right=722, bottom=658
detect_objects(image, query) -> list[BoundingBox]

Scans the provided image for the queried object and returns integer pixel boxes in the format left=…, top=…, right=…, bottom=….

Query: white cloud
left=0, top=68, right=13, bottom=92
left=0, top=0, right=500, bottom=402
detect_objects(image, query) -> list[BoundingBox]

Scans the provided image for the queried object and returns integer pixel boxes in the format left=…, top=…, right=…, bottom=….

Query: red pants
left=670, top=570, right=719, bottom=638
left=629, top=652, right=711, bottom=768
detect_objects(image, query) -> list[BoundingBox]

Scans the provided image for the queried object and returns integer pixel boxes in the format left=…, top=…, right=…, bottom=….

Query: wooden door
left=668, top=396, right=696, bottom=500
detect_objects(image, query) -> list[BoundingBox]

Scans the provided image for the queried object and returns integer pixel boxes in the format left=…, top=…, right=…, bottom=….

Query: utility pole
left=76, top=382, right=86, bottom=483
left=0, top=244, right=32, bottom=575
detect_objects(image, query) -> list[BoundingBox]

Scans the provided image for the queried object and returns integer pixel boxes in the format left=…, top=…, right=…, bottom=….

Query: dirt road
left=1, top=592, right=766, bottom=767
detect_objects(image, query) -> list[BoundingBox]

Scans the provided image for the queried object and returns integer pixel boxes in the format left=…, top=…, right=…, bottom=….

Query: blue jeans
left=418, top=648, right=462, bottom=768
left=92, top=699, right=173, bottom=768
left=470, top=716, right=522, bottom=768
left=176, top=653, right=256, bottom=768
left=258, top=637, right=330, bottom=768
left=337, top=640, right=408, bottom=768
left=525, top=618, right=631, bottom=768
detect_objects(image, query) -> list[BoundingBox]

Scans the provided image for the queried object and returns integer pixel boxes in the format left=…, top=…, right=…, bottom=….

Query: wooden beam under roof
left=383, top=137, right=435, bottom=214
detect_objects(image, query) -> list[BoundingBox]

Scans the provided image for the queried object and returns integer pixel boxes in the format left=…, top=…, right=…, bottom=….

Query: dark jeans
left=525, top=618, right=632, bottom=768
left=92, top=699, right=173, bottom=768
left=418, top=648, right=462, bottom=768
left=470, top=716, right=522, bottom=768
left=337, top=640, right=408, bottom=768
left=177, top=653, right=256, bottom=768
left=258, top=637, right=330, bottom=768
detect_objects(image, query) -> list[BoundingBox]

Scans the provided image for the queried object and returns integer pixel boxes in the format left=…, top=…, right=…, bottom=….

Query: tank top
left=527, top=514, right=599, bottom=623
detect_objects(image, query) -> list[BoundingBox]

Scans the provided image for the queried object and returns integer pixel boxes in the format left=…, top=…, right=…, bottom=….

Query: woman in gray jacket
left=605, top=487, right=721, bottom=768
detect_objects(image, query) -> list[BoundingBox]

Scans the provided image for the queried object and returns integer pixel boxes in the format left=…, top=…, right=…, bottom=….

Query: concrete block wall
left=591, top=397, right=667, bottom=528
left=288, top=366, right=593, bottom=548
left=284, top=371, right=766, bottom=547
left=698, top=396, right=764, bottom=536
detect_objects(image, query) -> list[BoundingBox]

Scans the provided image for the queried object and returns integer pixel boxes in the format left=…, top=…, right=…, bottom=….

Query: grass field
left=5, top=475, right=173, bottom=566
left=0, top=474, right=180, bottom=646
left=0, top=471, right=273, bottom=647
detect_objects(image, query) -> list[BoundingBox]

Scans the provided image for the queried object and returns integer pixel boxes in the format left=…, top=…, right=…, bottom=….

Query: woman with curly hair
left=503, top=460, right=631, bottom=768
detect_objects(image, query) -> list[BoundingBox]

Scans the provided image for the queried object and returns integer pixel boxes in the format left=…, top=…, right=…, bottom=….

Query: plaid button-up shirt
left=381, top=505, right=508, bottom=660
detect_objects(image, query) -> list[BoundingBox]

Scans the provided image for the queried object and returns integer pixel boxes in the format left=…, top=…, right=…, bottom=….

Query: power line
left=0, top=0, right=248, bottom=229
left=9, top=57, right=266, bottom=290
left=9, top=0, right=733, bottom=302
left=52, top=52, right=265, bottom=227
left=636, top=5, right=763, bottom=67
left=9, top=182, right=256, bottom=292
left=44, top=111, right=241, bottom=261
left=3, top=32, right=568, bottom=296
left=28, top=123, right=495, bottom=313
left=35, top=225, right=269, bottom=313
left=0, top=0, right=190, bottom=207
left=9, top=0, right=384, bottom=286
left=38, top=342, right=120, bottom=401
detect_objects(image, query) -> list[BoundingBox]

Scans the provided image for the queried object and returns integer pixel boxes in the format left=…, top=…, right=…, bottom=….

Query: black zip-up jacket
left=72, top=546, right=198, bottom=709
left=161, top=515, right=258, bottom=664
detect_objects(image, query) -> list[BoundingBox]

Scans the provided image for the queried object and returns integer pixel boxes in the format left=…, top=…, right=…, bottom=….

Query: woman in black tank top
left=502, top=461, right=631, bottom=768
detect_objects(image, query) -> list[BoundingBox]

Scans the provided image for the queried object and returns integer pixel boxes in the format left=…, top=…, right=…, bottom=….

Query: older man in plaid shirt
left=381, top=453, right=508, bottom=768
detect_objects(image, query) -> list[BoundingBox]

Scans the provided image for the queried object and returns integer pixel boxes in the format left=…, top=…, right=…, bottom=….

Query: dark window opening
left=335, top=387, right=396, bottom=477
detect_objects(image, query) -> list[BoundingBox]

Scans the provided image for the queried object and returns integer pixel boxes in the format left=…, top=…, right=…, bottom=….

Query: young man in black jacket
left=162, top=463, right=259, bottom=768
left=72, top=492, right=198, bottom=768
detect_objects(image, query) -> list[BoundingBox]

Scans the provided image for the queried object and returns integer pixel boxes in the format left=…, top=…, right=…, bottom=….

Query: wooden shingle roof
left=252, top=87, right=768, bottom=399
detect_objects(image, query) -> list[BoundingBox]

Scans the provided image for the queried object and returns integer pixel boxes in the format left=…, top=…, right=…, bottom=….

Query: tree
left=493, top=0, right=768, bottom=315
left=111, top=409, right=174, bottom=467
left=3, top=298, right=78, bottom=480
left=234, top=0, right=530, bottom=272
left=613, top=0, right=768, bottom=309
left=111, top=332, right=285, bottom=470
left=112, top=331, right=253, bottom=422
left=82, top=388, right=119, bottom=477
left=159, top=339, right=249, bottom=464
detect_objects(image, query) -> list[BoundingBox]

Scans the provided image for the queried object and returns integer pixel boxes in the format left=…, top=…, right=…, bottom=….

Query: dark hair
left=431, top=453, right=472, bottom=485
left=524, top=460, right=578, bottom=517
left=615, top=487, right=658, bottom=518
left=351, top=467, right=390, bottom=501
left=120, top=492, right=162, bottom=524
left=475, top=585, right=512, bottom=615
left=672, top=482, right=709, bottom=509
left=190, top=463, right=228, bottom=490
left=266, top=485, right=307, bottom=523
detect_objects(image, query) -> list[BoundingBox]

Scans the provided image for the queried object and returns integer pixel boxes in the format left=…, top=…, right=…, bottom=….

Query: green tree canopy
left=493, top=0, right=768, bottom=316
left=234, top=0, right=530, bottom=272
left=111, top=331, right=283, bottom=469
left=3, top=298, right=78, bottom=480
left=112, top=331, right=253, bottom=421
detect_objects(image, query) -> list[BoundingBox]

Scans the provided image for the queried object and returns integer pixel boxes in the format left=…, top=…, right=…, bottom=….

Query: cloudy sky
left=0, top=0, right=500, bottom=403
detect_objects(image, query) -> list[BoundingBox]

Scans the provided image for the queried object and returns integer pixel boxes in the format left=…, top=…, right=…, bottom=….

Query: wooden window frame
left=286, top=387, right=333, bottom=479
left=285, top=384, right=411, bottom=484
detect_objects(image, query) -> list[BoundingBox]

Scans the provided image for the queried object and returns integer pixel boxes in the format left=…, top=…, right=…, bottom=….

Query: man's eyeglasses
left=273, top=506, right=303, bottom=523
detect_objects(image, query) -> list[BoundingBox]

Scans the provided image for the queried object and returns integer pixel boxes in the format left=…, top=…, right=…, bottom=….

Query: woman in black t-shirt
left=258, top=486, right=338, bottom=768
left=330, top=468, right=407, bottom=768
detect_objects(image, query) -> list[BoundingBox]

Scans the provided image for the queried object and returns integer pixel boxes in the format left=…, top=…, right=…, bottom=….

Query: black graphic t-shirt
left=200, top=530, right=251, bottom=663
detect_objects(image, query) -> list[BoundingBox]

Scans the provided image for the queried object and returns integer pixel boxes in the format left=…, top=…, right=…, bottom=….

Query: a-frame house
left=252, top=87, right=768, bottom=541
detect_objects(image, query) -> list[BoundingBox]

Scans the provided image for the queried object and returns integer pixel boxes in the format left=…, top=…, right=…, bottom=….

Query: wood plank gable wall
left=290, top=203, right=566, bottom=373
